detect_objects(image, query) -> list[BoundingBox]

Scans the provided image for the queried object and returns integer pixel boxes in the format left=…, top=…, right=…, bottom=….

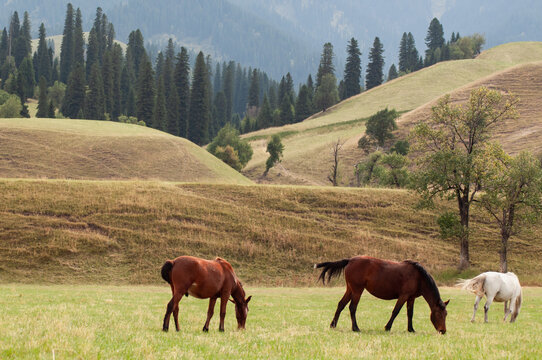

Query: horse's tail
left=456, top=274, right=486, bottom=297
left=515, top=289, right=523, bottom=315
left=161, top=260, right=174, bottom=285
left=314, top=259, right=350, bottom=285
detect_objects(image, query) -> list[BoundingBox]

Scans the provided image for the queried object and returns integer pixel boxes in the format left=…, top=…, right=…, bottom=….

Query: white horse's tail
left=456, top=274, right=486, bottom=297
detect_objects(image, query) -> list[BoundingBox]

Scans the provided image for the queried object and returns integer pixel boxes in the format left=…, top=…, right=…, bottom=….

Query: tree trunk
left=458, top=194, right=470, bottom=270
left=500, top=223, right=511, bottom=273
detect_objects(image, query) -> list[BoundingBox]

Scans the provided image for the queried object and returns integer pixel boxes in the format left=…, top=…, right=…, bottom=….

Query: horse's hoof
left=384, top=327, right=391, bottom=332
left=202, top=327, right=208, bottom=332
left=162, top=328, right=169, bottom=332
left=330, top=323, right=336, bottom=329
left=219, top=328, right=224, bottom=332
left=352, top=327, right=360, bottom=332
left=408, top=329, right=415, bottom=333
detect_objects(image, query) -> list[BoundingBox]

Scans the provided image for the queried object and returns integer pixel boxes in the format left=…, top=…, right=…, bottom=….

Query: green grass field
left=1, top=285, right=540, bottom=359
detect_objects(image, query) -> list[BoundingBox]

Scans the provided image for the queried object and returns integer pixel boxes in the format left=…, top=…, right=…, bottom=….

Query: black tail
left=314, top=259, right=350, bottom=284
left=161, top=260, right=174, bottom=284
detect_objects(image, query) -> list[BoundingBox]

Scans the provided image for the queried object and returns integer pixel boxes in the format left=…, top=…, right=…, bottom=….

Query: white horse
left=457, top=272, right=522, bottom=323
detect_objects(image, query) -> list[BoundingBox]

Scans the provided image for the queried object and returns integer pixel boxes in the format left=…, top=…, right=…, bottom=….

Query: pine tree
left=86, top=28, right=99, bottom=78
left=136, top=56, right=155, bottom=126
left=101, top=50, right=113, bottom=115
left=85, top=63, right=105, bottom=120
left=316, top=42, right=335, bottom=88
left=279, top=94, right=294, bottom=125
left=61, top=63, right=85, bottom=118
left=36, top=23, right=51, bottom=84
left=153, top=75, right=167, bottom=130
left=257, top=94, right=272, bottom=129
left=387, top=64, right=398, bottom=81
left=73, top=8, right=84, bottom=67
left=365, top=37, right=385, bottom=90
left=174, top=47, right=190, bottom=137
left=47, top=100, right=56, bottom=118
left=295, top=84, right=312, bottom=122
left=36, top=76, right=48, bottom=118
left=126, top=29, right=145, bottom=82
left=163, top=40, right=179, bottom=134
left=214, top=91, right=227, bottom=131
left=306, top=74, right=314, bottom=104
left=18, top=57, right=35, bottom=100
left=155, top=52, right=164, bottom=86
left=0, top=28, right=8, bottom=70
left=8, top=12, right=20, bottom=60
left=406, top=33, right=419, bottom=71
left=59, top=3, right=74, bottom=83
left=222, top=61, right=235, bottom=124
left=248, top=68, right=259, bottom=108
left=188, top=51, right=210, bottom=145
left=344, top=37, right=362, bottom=98
left=398, top=32, right=409, bottom=73
left=109, top=44, right=123, bottom=120
left=13, top=12, right=31, bottom=67
left=425, top=17, right=445, bottom=63
left=313, top=73, right=339, bottom=112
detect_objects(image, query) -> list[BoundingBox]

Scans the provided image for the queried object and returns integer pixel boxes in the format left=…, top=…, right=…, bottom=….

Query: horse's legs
left=406, top=298, right=415, bottom=333
left=330, top=289, right=352, bottom=328
left=503, top=300, right=510, bottom=322
left=385, top=296, right=407, bottom=331
left=173, top=305, right=180, bottom=331
left=471, top=295, right=482, bottom=322
left=163, top=292, right=183, bottom=332
left=218, top=293, right=230, bottom=332
left=203, top=297, right=217, bottom=332
left=348, top=289, right=363, bottom=332
left=484, top=295, right=495, bottom=323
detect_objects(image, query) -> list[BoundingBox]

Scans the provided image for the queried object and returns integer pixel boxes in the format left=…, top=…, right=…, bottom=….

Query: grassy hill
left=0, top=118, right=251, bottom=184
left=1, top=180, right=541, bottom=286
left=242, top=42, right=542, bottom=185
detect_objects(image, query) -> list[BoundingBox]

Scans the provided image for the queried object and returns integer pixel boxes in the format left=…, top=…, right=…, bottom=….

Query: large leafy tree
left=365, top=108, right=399, bottom=146
left=479, top=148, right=542, bottom=272
left=264, top=134, right=284, bottom=176
left=208, top=123, right=253, bottom=170
left=411, top=87, right=518, bottom=269
left=365, top=37, right=384, bottom=90
left=343, top=37, right=361, bottom=98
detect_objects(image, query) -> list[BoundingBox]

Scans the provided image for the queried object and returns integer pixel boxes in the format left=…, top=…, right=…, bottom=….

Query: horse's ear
left=229, top=298, right=235, bottom=304
left=246, top=296, right=252, bottom=304
left=444, top=299, right=450, bottom=307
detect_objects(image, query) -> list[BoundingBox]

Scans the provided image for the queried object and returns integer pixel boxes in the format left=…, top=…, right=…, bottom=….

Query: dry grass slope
left=242, top=42, right=542, bottom=185
left=1, top=180, right=541, bottom=286
left=0, top=118, right=251, bottom=184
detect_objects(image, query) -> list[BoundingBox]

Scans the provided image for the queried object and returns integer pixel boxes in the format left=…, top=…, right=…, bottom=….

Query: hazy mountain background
left=2, top=0, right=541, bottom=83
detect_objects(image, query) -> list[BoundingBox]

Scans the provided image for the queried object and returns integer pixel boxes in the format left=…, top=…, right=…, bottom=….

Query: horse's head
left=430, top=299, right=449, bottom=334
left=230, top=295, right=252, bottom=329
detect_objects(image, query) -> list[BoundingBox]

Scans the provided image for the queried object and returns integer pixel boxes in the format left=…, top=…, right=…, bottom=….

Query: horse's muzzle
left=438, top=329, right=446, bottom=335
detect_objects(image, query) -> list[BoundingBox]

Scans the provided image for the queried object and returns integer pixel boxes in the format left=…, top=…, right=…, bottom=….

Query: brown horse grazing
left=161, top=256, right=251, bottom=332
left=315, top=256, right=449, bottom=334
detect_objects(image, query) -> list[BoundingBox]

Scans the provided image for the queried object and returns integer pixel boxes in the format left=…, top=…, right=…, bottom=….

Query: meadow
left=1, top=285, right=541, bottom=359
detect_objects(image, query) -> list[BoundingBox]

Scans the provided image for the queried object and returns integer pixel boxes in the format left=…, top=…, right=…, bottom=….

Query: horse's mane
left=404, top=260, right=443, bottom=306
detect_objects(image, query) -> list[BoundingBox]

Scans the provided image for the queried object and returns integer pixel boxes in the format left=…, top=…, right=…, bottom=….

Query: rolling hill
left=242, top=42, right=542, bottom=185
left=1, top=180, right=541, bottom=285
left=0, top=118, right=251, bottom=184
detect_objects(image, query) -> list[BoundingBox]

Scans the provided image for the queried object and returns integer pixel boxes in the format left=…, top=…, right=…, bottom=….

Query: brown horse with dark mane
left=161, top=256, right=251, bottom=332
left=315, top=256, right=449, bottom=333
